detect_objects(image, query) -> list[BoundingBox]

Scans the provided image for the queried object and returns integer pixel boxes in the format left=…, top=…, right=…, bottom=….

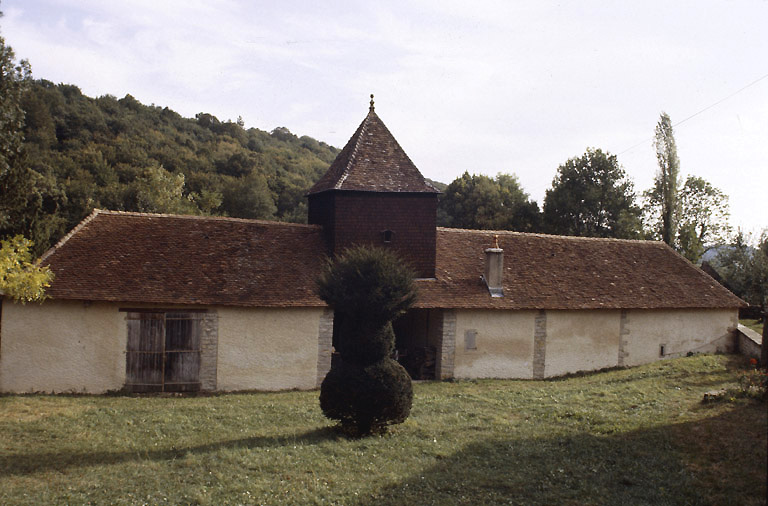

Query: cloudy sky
left=3, top=0, right=767, bottom=236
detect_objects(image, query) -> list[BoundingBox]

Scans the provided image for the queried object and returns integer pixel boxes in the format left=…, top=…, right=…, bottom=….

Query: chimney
left=483, top=235, right=504, bottom=298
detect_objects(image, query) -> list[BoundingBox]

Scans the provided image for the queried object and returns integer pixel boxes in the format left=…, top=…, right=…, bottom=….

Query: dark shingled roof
left=306, top=106, right=439, bottom=195
left=41, top=210, right=328, bottom=307
left=40, top=211, right=744, bottom=310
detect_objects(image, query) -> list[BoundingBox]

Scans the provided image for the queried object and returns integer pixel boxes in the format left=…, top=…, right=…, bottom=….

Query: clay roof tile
left=40, top=212, right=745, bottom=310
left=307, top=108, right=439, bottom=194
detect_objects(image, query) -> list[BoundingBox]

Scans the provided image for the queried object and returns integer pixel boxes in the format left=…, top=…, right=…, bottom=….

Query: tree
left=317, top=246, right=416, bottom=436
left=129, top=164, right=198, bottom=215
left=676, top=176, right=731, bottom=262
left=649, top=112, right=681, bottom=246
left=439, top=172, right=542, bottom=232
left=0, top=235, right=53, bottom=303
left=542, top=148, right=642, bottom=238
left=714, top=231, right=768, bottom=312
left=0, top=7, right=34, bottom=235
left=221, top=173, right=276, bottom=219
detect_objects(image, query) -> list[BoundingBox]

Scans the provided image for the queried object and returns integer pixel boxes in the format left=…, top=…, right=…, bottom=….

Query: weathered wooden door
left=125, top=312, right=202, bottom=392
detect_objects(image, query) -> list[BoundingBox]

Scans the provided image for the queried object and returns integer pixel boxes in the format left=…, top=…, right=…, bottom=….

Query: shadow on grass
left=0, top=425, right=339, bottom=477
left=356, top=402, right=767, bottom=506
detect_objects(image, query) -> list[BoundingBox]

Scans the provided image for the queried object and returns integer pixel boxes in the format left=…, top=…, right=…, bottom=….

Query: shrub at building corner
left=0, top=235, right=53, bottom=303
left=317, top=246, right=416, bottom=436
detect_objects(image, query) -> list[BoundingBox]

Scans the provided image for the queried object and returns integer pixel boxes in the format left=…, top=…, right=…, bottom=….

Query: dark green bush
left=317, top=246, right=417, bottom=436
left=336, top=321, right=395, bottom=366
left=320, top=358, right=413, bottom=435
left=317, top=246, right=416, bottom=326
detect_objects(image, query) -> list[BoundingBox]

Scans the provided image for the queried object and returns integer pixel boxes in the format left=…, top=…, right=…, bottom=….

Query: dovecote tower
left=307, top=96, right=439, bottom=278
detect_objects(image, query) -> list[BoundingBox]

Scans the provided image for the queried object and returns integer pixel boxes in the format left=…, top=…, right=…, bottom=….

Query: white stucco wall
left=0, top=299, right=125, bottom=393
left=453, top=309, right=536, bottom=379
left=623, top=309, right=737, bottom=366
left=216, top=307, right=325, bottom=391
left=544, top=310, right=621, bottom=377
left=444, top=308, right=737, bottom=380
left=0, top=299, right=738, bottom=393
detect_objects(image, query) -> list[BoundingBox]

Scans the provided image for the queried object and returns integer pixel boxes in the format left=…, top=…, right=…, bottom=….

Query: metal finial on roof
left=369, top=94, right=375, bottom=112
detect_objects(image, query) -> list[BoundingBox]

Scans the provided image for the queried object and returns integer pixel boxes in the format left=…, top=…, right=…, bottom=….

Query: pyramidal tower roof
left=307, top=95, right=439, bottom=195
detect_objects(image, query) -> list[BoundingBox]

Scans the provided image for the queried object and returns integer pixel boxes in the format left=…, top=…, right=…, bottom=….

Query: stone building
left=0, top=101, right=744, bottom=393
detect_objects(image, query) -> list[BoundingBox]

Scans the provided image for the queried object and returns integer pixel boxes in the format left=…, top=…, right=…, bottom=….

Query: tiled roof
left=414, top=228, right=745, bottom=310
left=306, top=107, right=439, bottom=194
left=41, top=210, right=328, bottom=307
left=40, top=211, right=743, bottom=310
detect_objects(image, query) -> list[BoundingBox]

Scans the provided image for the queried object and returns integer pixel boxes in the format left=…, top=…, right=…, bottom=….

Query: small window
left=659, top=344, right=666, bottom=357
left=382, top=229, right=393, bottom=243
left=465, top=329, right=477, bottom=350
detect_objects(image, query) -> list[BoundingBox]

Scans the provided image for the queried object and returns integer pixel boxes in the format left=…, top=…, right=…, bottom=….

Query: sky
left=2, top=0, right=767, bottom=237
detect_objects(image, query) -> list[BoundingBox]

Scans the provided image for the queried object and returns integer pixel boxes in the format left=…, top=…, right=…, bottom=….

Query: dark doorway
left=125, top=311, right=202, bottom=392
left=392, top=309, right=440, bottom=380
left=330, top=309, right=441, bottom=380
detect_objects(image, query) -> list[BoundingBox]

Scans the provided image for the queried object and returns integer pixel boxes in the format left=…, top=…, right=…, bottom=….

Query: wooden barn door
left=163, top=312, right=202, bottom=392
left=125, top=312, right=202, bottom=392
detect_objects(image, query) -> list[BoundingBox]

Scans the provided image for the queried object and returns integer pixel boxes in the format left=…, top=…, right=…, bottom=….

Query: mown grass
left=1, top=354, right=765, bottom=505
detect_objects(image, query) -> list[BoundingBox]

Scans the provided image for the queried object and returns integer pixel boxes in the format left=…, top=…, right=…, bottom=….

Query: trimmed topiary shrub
left=317, top=246, right=416, bottom=436
left=335, top=320, right=396, bottom=367
left=319, top=355, right=413, bottom=435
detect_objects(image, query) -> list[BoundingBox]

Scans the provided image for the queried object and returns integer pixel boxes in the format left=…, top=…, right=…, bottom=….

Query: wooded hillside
left=14, top=80, right=340, bottom=254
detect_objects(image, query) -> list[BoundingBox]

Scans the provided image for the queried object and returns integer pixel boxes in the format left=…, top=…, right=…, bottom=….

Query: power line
left=617, top=72, right=768, bottom=156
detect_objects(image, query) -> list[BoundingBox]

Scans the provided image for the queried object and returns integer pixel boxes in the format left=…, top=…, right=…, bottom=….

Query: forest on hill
left=11, top=80, right=341, bottom=255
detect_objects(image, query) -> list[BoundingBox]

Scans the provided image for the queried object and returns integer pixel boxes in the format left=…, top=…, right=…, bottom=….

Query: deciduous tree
left=543, top=148, right=641, bottom=238
left=0, top=7, right=33, bottom=235
left=129, top=164, right=198, bottom=215
left=0, top=235, right=53, bottom=303
left=714, top=231, right=768, bottom=312
left=439, top=172, right=542, bottom=232
left=676, top=176, right=731, bottom=262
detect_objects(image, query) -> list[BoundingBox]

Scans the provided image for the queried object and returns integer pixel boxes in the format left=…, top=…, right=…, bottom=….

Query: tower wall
left=308, top=191, right=436, bottom=278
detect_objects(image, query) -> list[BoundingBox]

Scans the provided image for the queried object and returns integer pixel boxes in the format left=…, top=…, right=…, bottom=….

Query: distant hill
left=15, top=80, right=340, bottom=253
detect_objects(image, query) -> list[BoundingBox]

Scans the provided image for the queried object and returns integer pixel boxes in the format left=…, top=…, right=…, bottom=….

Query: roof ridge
left=93, top=210, right=322, bottom=229
left=335, top=111, right=371, bottom=189
left=40, top=208, right=103, bottom=263
left=374, top=112, right=437, bottom=191
left=436, top=226, right=665, bottom=245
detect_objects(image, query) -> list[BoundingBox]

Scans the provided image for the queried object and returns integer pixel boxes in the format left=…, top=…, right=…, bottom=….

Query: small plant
left=317, top=246, right=416, bottom=436
left=738, top=359, right=768, bottom=400
left=0, top=235, right=53, bottom=303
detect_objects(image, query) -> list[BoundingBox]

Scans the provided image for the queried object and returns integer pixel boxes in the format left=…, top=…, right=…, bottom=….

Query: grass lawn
left=740, top=319, right=764, bottom=334
left=1, top=355, right=765, bottom=505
